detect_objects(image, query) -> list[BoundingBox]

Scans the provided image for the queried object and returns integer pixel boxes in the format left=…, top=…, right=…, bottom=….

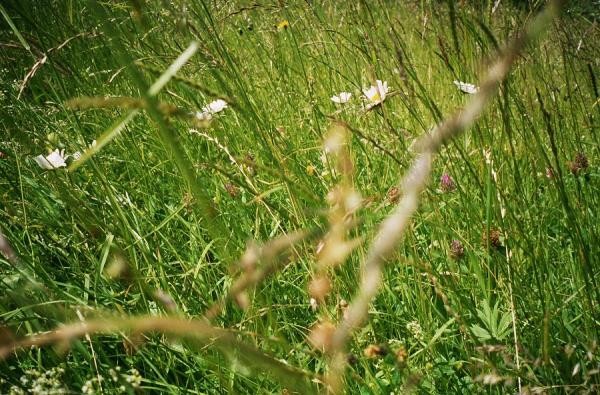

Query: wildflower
left=395, top=345, right=408, bottom=366
left=449, top=239, right=465, bottom=260
left=124, top=368, right=142, bottom=388
left=482, top=227, right=502, bottom=249
left=453, top=80, right=479, bottom=94
left=363, top=80, right=389, bottom=109
left=363, top=344, right=388, bottom=359
left=331, top=91, right=352, bottom=104
left=545, top=167, right=555, bottom=179
left=440, top=173, right=456, bottom=192
left=204, top=99, right=228, bottom=114
left=196, top=99, right=228, bottom=121
left=568, top=151, right=589, bottom=175
left=277, top=20, right=289, bottom=31
left=406, top=320, right=424, bottom=342
left=195, top=110, right=212, bottom=121
left=309, top=297, right=318, bottom=311
left=34, top=149, right=67, bottom=169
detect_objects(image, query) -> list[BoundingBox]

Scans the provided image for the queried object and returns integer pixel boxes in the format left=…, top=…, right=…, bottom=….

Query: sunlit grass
left=1, top=1, right=598, bottom=393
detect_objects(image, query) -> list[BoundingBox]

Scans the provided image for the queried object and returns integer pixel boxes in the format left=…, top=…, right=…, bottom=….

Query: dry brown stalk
left=324, top=1, right=563, bottom=392
left=17, top=31, right=99, bottom=99
left=0, top=315, right=318, bottom=392
left=308, top=122, right=362, bottom=315
left=204, top=229, right=316, bottom=320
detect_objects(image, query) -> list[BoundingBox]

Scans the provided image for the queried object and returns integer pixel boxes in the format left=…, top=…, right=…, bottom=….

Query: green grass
left=1, top=1, right=599, bottom=393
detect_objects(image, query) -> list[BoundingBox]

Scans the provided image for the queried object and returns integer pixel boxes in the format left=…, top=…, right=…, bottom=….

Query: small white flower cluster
left=81, top=376, right=104, bottom=395
left=123, top=368, right=142, bottom=388
left=195, top=99, right=228, bottom=121
left=453, top=80, right=479, bottom=94
left=330, top=79, right=391, bottom=110
left=80, top=366, right=142, bottom=394
left=12, top=367, right=67, bottom=395
left=406, top=320, right=425, bottom=342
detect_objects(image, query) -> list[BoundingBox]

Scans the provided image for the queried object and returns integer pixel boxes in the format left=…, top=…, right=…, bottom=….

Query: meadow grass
left=0, top=1, right=599, bottom=393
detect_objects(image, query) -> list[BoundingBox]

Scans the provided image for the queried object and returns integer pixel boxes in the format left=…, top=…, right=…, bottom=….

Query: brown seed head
left=387, top=186, right=400, bottom=203
left=308, top=322, right=336, bottom=353
left=308, top=276, right=331, bottom=300
left=363, top=344, right=388, bottom=359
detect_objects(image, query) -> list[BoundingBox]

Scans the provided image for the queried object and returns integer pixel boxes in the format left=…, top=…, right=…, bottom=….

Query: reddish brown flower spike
left=569, top=152, right=589, bottom=175
left=363, top=344, right=388, bottom=359
left=482, top=227, right=502, bottom=249
left=449, top=239, right=465, bottom=260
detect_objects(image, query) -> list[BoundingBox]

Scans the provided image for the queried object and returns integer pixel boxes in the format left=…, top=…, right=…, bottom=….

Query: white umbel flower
left=363, top=80, right=389, bottom=109
left=34, top=149, right=67, bottom=169
left=331, top=92, right=352, bottom=104
left=453, top=80, right=479, bottom=94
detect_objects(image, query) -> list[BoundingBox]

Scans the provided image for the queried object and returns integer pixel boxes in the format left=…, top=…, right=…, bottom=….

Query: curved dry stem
left=204, top=229, right=317, bottom=320
left=0, top=315, right=319, bottom=393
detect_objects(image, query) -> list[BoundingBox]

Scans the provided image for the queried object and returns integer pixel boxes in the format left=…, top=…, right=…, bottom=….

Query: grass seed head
left=308, top=322, right=336, bottom=353
left=308, top=276, right=331, bottom=300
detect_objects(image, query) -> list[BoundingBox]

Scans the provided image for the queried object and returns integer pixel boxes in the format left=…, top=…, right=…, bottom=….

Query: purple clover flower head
left=450, top=239, right=465, bottom=260
left=569, top=152, right=589, bottom=176
left=440, top=173, right=456, bottom=193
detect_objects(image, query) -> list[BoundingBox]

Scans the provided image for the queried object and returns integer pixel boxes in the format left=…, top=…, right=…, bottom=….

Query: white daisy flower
left=363, top=80, right=389, bottom=109
left=195, top=99, right=228, bottom=121
left=34, top=149, right=67, bottom=169
left=453, top=80, right=479, bottom=94
left=203, top=99, right=228, bottom=114
left=331, top=91, right=352, bottom=104
left=195, top=111, right=213, bottom=121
